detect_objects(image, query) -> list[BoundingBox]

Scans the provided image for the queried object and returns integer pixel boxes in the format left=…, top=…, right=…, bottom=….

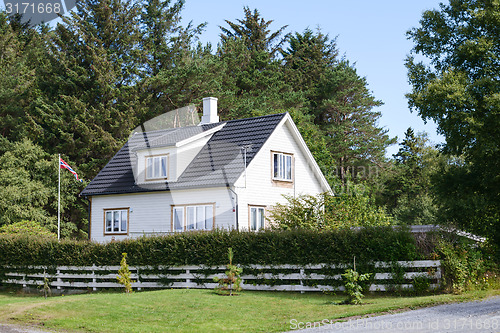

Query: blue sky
left=180, top=0, right=446, bottom=157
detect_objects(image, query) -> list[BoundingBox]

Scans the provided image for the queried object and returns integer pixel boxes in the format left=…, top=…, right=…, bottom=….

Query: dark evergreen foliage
left=0, top=228, right=420, bottom=266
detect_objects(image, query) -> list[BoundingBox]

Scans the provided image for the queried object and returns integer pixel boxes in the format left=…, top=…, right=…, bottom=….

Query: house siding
left=90, top=187, right=236, bottom=243
left=235, top=120, right=325, bottom=230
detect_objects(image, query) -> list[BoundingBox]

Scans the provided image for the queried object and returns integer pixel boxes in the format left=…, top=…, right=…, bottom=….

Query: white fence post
left=92, top=264, right=97, bottom=291
left=299, top=268, right=305, bottom=294
left=136, top=267, right=141, bottom=291
left=186, top=268, right=190, bottom=288
left=56, top=268, right=61, bottom=290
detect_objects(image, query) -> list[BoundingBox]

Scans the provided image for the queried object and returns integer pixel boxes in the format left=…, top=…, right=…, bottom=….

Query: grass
left=0, top=288, right=499, bottom=332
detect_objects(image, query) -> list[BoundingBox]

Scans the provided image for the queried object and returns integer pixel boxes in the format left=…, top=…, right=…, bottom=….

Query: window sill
left=144, top=178, right=169, bottom=182
left=271, top=179, right=294, bottom=188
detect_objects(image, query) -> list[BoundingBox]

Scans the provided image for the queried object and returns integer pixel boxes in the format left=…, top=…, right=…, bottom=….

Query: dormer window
left=146, top=154, right=168, bottom=180
left=272, top=152, right=292, bottom=181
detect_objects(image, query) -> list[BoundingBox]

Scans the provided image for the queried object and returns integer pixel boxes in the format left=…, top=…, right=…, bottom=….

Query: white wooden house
left=81, top=97, right=331, bottom=242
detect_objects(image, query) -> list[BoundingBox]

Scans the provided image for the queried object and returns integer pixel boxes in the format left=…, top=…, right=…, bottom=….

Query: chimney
left=200, top=97, right=219, bottom=125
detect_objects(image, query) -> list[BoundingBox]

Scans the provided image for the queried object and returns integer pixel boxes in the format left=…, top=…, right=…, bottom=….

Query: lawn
left=0, top=288, right=499, bottom=332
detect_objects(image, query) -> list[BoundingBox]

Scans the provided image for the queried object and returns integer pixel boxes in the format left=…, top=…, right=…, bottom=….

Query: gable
left=235, top=114, right=331, bottom=194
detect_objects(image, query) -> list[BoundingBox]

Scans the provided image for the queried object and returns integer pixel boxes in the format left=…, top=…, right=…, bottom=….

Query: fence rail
left=1, top=260, right=441, bottom=292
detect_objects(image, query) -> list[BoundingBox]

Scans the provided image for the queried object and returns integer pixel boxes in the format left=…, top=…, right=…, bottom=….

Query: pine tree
left=215, top=7, right=301, bottom=120
left=138, top=0, right=207, bottom=118
left=220, top=6, right=288, bottom=56
left=0, top=14, right=41, bottom=141
left=381, top=128, right=440, bottom=225
left=315, top=61, right=394, bottom=186
left=281, top=28, right=338, bottom=103
left=27, top=0, right=143, bottom=174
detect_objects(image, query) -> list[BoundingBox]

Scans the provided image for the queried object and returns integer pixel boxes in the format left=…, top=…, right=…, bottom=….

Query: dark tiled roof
left=81, top=113, right=286, bottom=196
left=131, top=124, right=221, bottom=151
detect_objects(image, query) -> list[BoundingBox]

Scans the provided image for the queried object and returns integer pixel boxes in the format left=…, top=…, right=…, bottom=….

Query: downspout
left=229, top=187, right=239, bottom=231
left=85, top=196, right=92, bottom=241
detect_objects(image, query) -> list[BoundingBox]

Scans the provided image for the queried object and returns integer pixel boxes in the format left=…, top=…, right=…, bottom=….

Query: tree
left=406, top=0, right=499, bottom=249
left=281, top=28, right=338, bottom=105
left=0, top=13, right=43, bottom=141
left=138, top=0, right=207, bottom=117
left=0, top=138, right=85, bottom=237
left=220, top=6, right=288, bottom=56
left=315, top=62, right=395, bottom=185
left=23, top=0, right=145, bottom=175
left=381, top=128, right=440, bottom=225
left=0, top=220, right=56, bottom=239
left=283, top=29, right=395, bottom=187
left=215, top=7, right=300, bottom=120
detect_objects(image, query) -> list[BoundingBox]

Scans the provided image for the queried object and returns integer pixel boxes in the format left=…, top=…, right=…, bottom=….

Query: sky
left=180, top=0, right=446, bottom=157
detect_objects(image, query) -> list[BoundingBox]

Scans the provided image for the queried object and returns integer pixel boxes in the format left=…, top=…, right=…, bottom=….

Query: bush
left=117, top=253, right=133, bottom=293
left=269, top=193, right=393, bottom=230
left=412, top=273, right=432, bottom=295
left=0, top=220, right=56, bottom=239
left=341, top=269, right=371, bottom=304
left=0, top=228, right=420, bottom=267
left=438, top=240, right=494, bottom=293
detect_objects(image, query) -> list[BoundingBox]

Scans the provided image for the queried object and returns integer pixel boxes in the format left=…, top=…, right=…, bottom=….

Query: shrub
left=117, top=253, right=133, bottom=293
left=341, top=269, right=371, bottom=304
left=269, top=193, right=393, bottom=230
left=213, top=248, right=242, bottom=296
left=0, top=220, right=56, bottom=239
left=438, top=240, right=490, bottom=293
left=412, top=273, right=432, bottom=295
left=0, top=228, right=420, bottom=267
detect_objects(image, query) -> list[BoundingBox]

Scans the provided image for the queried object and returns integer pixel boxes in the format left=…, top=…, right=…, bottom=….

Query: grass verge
left=0, top=288, right=499, bottom=332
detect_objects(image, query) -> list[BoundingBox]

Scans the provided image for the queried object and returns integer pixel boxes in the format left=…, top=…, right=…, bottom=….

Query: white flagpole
left=58, top=154, right=61, bottom=240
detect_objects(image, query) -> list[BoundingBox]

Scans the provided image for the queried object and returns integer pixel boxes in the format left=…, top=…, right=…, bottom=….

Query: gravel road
left=0, top=324, right=52, bottom=333
left=288, top=296, right=500, bottom=333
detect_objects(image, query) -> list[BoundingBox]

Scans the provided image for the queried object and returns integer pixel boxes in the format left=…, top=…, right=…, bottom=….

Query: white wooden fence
left=1, top=260, right=441, bottom=292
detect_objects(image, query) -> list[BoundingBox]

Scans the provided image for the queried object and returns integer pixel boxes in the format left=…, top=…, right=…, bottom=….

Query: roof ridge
left=130, top=124, right=208, bottom=136
left=221, top=112, right=287, bottom=124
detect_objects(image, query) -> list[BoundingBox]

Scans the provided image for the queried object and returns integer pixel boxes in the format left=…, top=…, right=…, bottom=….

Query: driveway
left=288, top=296, right=500, bottom=333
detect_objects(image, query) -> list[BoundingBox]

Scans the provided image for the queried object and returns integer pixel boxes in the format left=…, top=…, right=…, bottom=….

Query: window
left=172, top=204, right=214, bottom=232
left=146, top=155, right=168, bottom=180
left=104, top=209, right=128, bottom=234
left=249, top=206, right=265, bottom=231
left=272, top=152, right=292, bottom=181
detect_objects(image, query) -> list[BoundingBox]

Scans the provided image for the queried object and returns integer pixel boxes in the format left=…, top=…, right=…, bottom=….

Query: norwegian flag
left=59, top=158, right=83, bottom=182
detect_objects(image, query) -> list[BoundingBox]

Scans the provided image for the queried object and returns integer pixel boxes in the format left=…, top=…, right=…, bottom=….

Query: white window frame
left=145, top=154, right=169, bottom=180
left=172, top=204, right=215, bottom=232
left=249, top=206, right=266, bottom=231
left=104, top=208, right=129, bottom=235
left=272, top=152, right=293, bottom=181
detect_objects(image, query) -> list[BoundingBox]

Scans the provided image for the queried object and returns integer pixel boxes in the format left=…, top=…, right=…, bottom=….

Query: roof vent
left=200, top=97, right=219, bottom=125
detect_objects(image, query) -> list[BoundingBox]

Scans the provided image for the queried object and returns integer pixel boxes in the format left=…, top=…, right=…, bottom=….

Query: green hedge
left=0, top=227, right=421, bottom=267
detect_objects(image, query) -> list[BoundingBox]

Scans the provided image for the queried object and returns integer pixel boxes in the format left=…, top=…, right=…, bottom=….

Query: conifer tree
left=27, top=0, right=143, bottom=174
